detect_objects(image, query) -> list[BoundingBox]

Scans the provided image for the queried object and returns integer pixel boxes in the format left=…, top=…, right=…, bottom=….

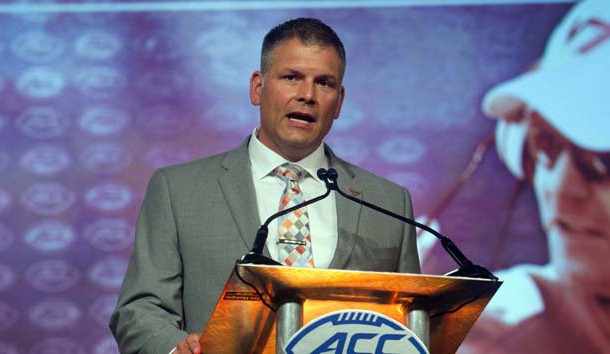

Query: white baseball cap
left=483, top=0, right=610, bottom=152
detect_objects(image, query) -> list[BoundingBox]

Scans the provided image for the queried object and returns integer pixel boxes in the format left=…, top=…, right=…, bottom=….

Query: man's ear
left=249, top=71, right=263, bottom=106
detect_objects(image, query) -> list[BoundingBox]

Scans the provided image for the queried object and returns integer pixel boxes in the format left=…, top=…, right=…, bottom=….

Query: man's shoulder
left=328, top=149, right=404, bottom=190
left=158, top=141, right=248, bottom=180
left=161, top=151, right=227, bottom=174
left=340, top=158, right=407, bottom=194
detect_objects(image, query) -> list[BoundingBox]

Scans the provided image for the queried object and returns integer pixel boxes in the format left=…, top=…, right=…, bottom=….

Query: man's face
left=250, top=38, right=345, bottom=161
left=525, top=112, right=610, bottom=296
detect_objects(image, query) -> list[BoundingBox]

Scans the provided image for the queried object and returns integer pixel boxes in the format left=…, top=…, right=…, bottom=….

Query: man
left=110, top=18, right=420, bottom=354
left=461, top=0, right=610, bottom=352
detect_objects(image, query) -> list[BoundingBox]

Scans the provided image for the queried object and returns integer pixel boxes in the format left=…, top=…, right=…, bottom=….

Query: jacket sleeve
left=109, top=169, right=188, bottom=354
left=398, top=187, right=421, bottom=274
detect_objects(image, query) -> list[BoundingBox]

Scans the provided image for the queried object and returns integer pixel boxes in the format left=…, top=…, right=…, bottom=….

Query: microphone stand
left=240, top=167, right=497, bottom=280
left=321, top=168, right=497, bottom=280
left=240, top=187, right=332, bottom=265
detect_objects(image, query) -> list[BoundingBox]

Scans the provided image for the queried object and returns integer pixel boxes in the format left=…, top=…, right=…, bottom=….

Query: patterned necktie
left=273, top=163, right=314, bottom=267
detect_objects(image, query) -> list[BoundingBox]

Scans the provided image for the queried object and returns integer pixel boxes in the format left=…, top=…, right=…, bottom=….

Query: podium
left=199, top=263, right=501, bottom=354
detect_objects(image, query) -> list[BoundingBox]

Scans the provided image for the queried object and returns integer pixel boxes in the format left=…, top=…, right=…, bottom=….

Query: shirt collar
left=248, top=127, right=328, bottom=183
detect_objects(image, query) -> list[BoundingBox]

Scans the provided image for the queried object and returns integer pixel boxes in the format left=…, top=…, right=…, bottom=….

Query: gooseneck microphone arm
left=240, top=167, right=496, bottom=280
left=240, top=186, right=332, bottom=265
left=319, top=168, right=497, bottom=280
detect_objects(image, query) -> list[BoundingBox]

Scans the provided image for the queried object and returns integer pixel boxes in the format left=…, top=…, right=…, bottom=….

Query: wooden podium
left=199, top=263, right=501, bottom=354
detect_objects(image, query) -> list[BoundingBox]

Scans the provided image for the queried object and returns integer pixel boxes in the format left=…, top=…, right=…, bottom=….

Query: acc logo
left=10, top=31, right=65, bottom=63
left=85, top=182, right=133, bottom=211
left=20, top=144, right=71, bottom=175
left=75, top=30, right=122, bottom=61
left=20, top=183, right=76, bottom=216
left=378, top=138, right=425, bottom=164
left=74, top=66, right=126, bottom=99
left=16, top=66, right=65, bottom=99
left=136, top=71, right=189, bottom=98
left=285, top=310, right=428, bottom=354
left=84, top=218, right=134, bottom=252
left=16, top=106, right=69, bottom=139
left=134, top=31, right=184, bottom=62
left=79, top=106, right=130, bottom=136
left=24, top=220, right=75, bottom=252
left=25, top=259, right=80, bottom=292
left=29, top=298, right=80, bottom=330
left=333, top=104, right=365, bottom=132
left=80, top=142, right=132, bottom=174
left=325, top=137, right=369, bottom=165
left=138, top=104, right=188, bottom=136
left=88, top=257, right=128, bottom=289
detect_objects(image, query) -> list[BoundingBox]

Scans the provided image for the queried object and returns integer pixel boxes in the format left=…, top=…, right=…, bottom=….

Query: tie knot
left=274, top=163, right=307, bottom=182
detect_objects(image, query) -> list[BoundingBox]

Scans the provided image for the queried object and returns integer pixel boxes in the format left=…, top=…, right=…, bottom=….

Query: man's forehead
left=269, top=38, right=344, bottom=75
left=271, top=38, right=340, bottom=57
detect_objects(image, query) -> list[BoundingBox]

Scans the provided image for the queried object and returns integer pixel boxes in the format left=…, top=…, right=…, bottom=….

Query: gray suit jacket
left=110, top=138, right=420, bottom=354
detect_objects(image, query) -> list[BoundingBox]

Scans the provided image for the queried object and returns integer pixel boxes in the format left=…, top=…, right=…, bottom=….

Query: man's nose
left=297, top=80, right=316, bottom=104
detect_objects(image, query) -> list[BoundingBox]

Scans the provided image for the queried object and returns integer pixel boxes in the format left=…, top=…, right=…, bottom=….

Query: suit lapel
left=327, top=148, right=363, bottom=269
left=217, top=141, right=364, bottom=264
left=217, top=138, right=266, bottom=255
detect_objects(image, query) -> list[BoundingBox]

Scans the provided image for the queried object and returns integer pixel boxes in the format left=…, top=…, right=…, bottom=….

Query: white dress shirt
left=248, top=129, right=338, bottom=268
left=169, top=132, right=340, bottom=352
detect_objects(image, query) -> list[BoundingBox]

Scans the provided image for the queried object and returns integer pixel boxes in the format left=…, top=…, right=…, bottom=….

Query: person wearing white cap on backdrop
left=461, top=0, right=610, bottom=353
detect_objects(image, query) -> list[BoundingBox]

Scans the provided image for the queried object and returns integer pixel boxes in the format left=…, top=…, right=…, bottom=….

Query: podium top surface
left=200, top=264, right=502, bottom=354
left=241, top=264, right=500, bottom=312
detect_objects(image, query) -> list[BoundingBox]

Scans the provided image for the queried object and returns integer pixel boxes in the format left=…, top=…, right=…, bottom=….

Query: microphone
left=239, top=176, right=333, bottom=265
left=320, top=168, right=497, bottom=280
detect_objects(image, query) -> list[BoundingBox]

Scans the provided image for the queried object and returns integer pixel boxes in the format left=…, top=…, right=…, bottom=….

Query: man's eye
left=318, top=80, right=335, bottom=88
left=283, top=75, right=297, bottom=81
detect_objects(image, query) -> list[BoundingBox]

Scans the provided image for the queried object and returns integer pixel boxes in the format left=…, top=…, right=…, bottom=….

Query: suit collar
left=218, top=137, right=267, bottom=257
left=248, top=131, right=328, bottom=182
left=325, top=145, right=362, bottom=269
left=218, top=138, right=363, bottom=266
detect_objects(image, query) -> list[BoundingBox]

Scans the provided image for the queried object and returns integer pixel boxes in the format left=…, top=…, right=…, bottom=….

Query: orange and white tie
left=273, top=163, right=314, bottom=267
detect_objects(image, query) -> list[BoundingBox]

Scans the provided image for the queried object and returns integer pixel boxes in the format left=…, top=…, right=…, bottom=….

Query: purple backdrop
left=0, top=1, right=574, bottom=353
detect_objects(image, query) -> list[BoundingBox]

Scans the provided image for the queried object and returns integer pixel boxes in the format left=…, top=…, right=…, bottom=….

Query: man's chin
left=281, top=137, right=320, bottom=153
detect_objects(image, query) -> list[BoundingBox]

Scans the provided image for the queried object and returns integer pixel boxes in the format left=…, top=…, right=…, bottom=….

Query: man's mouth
left=287, top=112, right=315, bottom=123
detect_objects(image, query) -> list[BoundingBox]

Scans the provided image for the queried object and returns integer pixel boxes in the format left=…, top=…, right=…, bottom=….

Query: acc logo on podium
left=284, top=310, right=428, bottom=354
